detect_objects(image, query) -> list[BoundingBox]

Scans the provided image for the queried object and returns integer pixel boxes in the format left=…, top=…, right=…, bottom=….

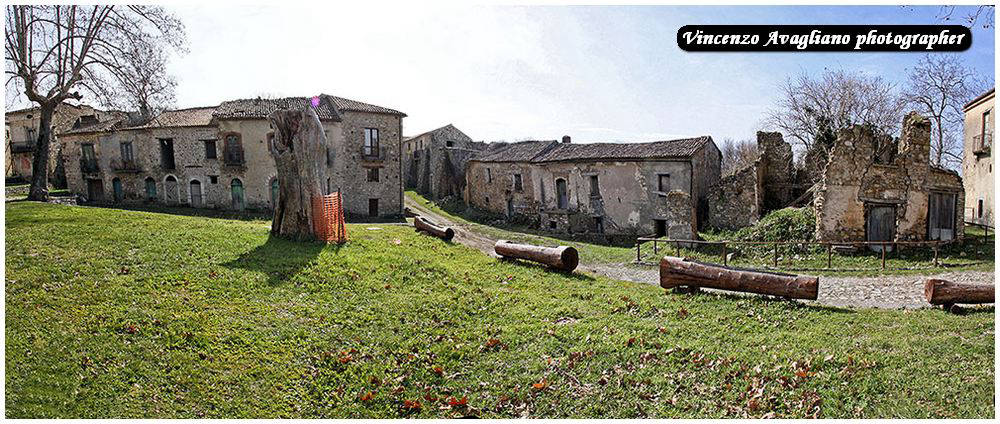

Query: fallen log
left=413, top=216, right=454, bottom=241
left=659, top=256, right=818, bottom=300
left=494, top=240, right=579, bottom=272
left=924, top=278, right=994, bottom=305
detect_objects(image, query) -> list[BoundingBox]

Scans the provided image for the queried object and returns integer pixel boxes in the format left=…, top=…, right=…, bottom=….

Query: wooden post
left=881, top=243, right=886, bottom=271
left=924, top=278, right=994, bottom=305
left=721, top=243, right=728, bottom=267
left=636, top=240, right=641, bottom=263
left=495, top=240, right=579, bottom=272
left=660, top=256, right=819, bottom=300
left=675, top=240, right=680, bottom=257
left=653, top=239, right=658, bottom=255
left=933, top=243, right=939, bottom=267
left=826, top=243, right=832, bottom=269
left=773, top=243, right=778, bottom=268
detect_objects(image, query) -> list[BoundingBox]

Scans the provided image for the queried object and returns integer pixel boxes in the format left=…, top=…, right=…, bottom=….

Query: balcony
left=973, top=132, right=992, bottom=157
left=222, top=148, right=245, bottom=167
left=110, top=158, right=142, bottom=173
left=9, top=140, right=33, bottom=153
left=360, top=145, right=386, bottom=162
left=80, top=158, right=99, bottom=174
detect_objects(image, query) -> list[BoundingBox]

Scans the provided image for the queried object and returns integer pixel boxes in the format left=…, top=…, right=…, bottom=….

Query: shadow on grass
left=666, top=287, right=857, bottom=314
left=497, top=257, right=596, bottom=282
left=224, top=234, right=334, bottom=286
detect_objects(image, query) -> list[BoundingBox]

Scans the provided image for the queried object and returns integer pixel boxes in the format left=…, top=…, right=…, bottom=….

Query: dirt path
left=405, top=197, right=994, bottom=309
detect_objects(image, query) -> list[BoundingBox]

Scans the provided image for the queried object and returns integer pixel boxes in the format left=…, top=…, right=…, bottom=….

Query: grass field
left=406, top=191, right=994, bottom=276
left=4, top=202, right=995, bottom=418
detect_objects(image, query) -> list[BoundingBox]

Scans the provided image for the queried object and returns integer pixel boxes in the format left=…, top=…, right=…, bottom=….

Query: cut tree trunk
left=494, top=240, right=579, bottom=272
left=414, top=215, right=454, bottom=241
left=27, top=104, right=56, bottom=201
left=267, top=106, right=328, bottom=241
left=923, top=278, right=994, bottom=305
left=659, top=256, right=819, bottom=300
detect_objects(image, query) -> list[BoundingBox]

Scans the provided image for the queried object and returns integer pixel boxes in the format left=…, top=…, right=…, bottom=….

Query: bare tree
left=904, top=54, right=986, bottom=168
left=719, top=138, right=758, bottom=176
left=765, top=69, right=906, bottom=152
left=937, top=5, right=994, bottom=29
left=268, top=106, right=328, bottom=240
left=5, top=5, right=186, bottom=201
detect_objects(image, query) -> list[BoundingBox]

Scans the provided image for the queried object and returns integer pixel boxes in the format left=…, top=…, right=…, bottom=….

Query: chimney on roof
left=562, top=135, right=571, bottom=144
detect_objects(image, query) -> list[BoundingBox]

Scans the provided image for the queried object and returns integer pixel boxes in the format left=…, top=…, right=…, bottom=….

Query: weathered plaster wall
left=403, top=125, right=479, bottom=200
left=961, top=92, right=994, bottom=225
left=814, top=113, right=964, bottom=243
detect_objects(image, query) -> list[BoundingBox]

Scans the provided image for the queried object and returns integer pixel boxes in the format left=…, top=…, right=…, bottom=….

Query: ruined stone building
left=707, top=131, right=803, bottom=230
left=464, top=136, right=721, bottom=239
left=961, top=87, right=994, bottom=226
left=5, top=102, right=108, bottom=186
left=59, top=94, right=407, bottom=219
left=814, top=112, right=964, bottom=244
left=402, top=124, right=487, bottom=199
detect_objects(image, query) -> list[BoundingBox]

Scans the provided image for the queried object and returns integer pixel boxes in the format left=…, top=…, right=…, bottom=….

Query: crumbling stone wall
left=402, top=124, right=480, bottom=200
left=706, top=131, right=795, bottom=230
left=814, top=112, right=964, bottom=243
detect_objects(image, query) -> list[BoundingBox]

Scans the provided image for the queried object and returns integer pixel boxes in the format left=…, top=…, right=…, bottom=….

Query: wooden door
left=867, top=205, right=895, bottom=252
left=87, top=179, right=104, bottom=202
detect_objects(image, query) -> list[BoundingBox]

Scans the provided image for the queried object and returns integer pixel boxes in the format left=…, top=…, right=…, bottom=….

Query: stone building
left=59, top=94, right=407, bottom=219
left=402, top=124, right=485, bottom=199
left=961, top=87, right=994, bottom=226
left=465, top=135, right=721, bottom=239
left=814, top=112, right=965, bottom=245
left=707, top=131, right=802, bottom=230
left=5, top=102, right=104, bottom=185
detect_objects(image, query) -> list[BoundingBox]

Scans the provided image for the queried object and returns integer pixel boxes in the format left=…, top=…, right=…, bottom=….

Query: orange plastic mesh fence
left=312, top=192, right=348, bottom=243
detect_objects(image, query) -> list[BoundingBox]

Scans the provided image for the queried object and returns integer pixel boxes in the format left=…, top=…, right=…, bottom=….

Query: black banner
left=677, top=25, right=972, bottom=52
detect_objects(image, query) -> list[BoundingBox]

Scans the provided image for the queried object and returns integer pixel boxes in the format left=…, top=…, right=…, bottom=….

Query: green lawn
left=5, top=202, right=995, bottom=418
left=406, top=191, right=994, bottom=276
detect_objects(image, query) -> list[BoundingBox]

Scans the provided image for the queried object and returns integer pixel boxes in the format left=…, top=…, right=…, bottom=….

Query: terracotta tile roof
left=214, top=96, right=343, bottom=121
left=405, top=123, right=455, bottom=140
left=472, top=140, right=560, bottom=163
left=326, top=95, right=406, bottom=117
left=472, top=136, right=712, bottom=163
left=130, top=106, right=217, bottom=128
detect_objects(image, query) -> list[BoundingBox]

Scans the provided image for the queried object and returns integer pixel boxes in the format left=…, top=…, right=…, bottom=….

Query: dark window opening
left=486, top=168, right=492, bottom=183
left=81, top=143, right=98, bottom=172
left=223, top=134, right=244, bottom=166
left=556, top=178, right=568, bottom=209
left=367, top=167, right=380, bottom=182
left=204, top=140, right=217, bottom=159
left=594, top=217, right=604, bottom=233
left=657, top=174, right=670, bottom=194
left=159, top=138, right=175, bottom=170
left=120, top=142, right=134, bottom=163
left=549, top=220, right=557, bottom=229
left=485, top=196, right=490, bottom=206
left=590, top=175, right=600, bottom=196
left=654, top=219, right=667, bottom=238
left=369, top=198, right=379, bottom=217
left=513, top=174, right=522, bottom=191
left=209, top=175, right=218, bottom=184
left=446, top=140, right=454, bottom=147
left=978, top=198, right=984, bottom=219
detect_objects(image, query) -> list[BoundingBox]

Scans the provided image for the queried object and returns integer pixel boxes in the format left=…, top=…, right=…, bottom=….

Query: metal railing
left=973, top=132, right=992, bottom=155
left=9, top=140, right=33, bottom=153
left=361, top=145, right=385, bottom=161
left=110, top=158, right=141, bottom=172
left=635, top=237, right=962, bottom=271
left=79, top=157, right=99, bottom=173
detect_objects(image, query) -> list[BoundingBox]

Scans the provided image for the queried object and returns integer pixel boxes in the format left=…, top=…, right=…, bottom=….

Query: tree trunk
left=659, top=256, right=819, bottom=300
left=923, top=278, right=994, bottom=305
left=494, top=240, right=579, bottom=272
left=267, top=106, right=327, bottom=241
left=414, top=215, right=454, bottom=241
left=27, top=104, right=56, bottom=201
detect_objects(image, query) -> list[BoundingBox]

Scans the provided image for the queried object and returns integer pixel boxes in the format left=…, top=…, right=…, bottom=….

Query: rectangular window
left=368, top=198, right=379, bottom=217
left=486, top=168, right=492, bottom=183
left=364, top=128, right=379, bottom=156
left=658, top=174, right=670, bottom=194
left=120, top=141, right=134, bottom=163
left=159, top=138, right=175, bottom=170
left=983, top=109, right=993, bottom=149
left=204, top=140, right=217, bottom=159
left=446, top=140, right=454, bottom=147
left=513, top=174, right=522, bottom=191
left=209, top=175, right=219, bottom=184
left=223, top=134, right=243, bottom=165
left=590, top=175, right=600, bottom=196
left=81, top=143, right=98, bottom=172
left=25, top=126, right=35, bottom=142
left=367, top=167, right=380, bottom=182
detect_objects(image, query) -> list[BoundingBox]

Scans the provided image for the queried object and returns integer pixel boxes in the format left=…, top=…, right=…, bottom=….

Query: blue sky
left=91, top=4, right=1000, bottom=143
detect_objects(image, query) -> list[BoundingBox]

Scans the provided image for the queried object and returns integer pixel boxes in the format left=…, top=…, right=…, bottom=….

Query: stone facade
left=5, top=102, right=103, bottom=186
left=707, top=131, right=798, bottom=230
left=814, top=112, right=965, bottom=243
left=402, top=124, right=482, bottom=200
left=465, top=136, right=720, bottom=238
left=59, top=94, right=406, bottom=219
left=961, top=87, right=994, bottom=226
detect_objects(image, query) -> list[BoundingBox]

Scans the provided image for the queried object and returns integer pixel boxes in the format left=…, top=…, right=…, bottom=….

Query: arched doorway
left=164, top=175, right=178, bottom=204
left=144, top=177, right=157, bottom=201
left=190, top=180, right=203, bottom=207
left=230, top=178, right=245, bottom=210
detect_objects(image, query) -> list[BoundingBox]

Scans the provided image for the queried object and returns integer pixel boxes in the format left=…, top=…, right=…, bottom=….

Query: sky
left=11, top=4, right=997, bottom=144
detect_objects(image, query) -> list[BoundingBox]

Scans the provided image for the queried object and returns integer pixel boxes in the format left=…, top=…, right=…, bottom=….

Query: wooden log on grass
left=923, top=278, right=994, bottom=305
left=494, top=240, right=579, bottom=272
left=413, top=215, right=454, bottom=241
left=659, top=256, right=818, bottom=300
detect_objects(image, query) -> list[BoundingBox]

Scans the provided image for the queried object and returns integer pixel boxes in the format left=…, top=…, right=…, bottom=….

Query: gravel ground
left=406, top=197, right=995, bottom=310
